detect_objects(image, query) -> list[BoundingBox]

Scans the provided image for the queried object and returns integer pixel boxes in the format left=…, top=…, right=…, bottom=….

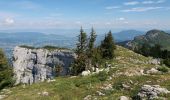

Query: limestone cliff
left=13, top=46, right=75, bottom=84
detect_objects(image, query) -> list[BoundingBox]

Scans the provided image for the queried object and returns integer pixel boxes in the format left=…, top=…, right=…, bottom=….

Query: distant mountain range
left=112, top=30, right=144, bottom=42
left=120, top=29, right=170, bottom=51
left=0, top=29, right=168, bottom=59
left=0, top=32, right=76, bottom=59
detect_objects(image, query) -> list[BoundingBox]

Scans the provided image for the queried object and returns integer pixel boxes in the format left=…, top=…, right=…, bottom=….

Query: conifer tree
left=87, top=27, right=97, bottom=58
left=100, top=31, right=116, bottom=59
left=72, top=27, right=88, bottom=75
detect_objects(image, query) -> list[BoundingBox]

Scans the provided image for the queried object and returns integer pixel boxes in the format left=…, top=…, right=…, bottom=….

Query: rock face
left=13, top=46, right=76, bottom=84
left=137, top=85, right=170, bottom=99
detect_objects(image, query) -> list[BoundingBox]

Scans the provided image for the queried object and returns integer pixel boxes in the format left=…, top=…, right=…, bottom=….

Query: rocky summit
left=13, top=46, right=76, bottom=84
left=124, top=29, right=170, bottom=50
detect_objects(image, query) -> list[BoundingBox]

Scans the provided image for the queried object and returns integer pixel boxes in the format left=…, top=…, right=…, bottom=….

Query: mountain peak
left=146, top=29, right=166, bottom=36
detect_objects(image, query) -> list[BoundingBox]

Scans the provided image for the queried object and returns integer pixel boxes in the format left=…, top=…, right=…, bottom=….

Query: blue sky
left=0, top=0, right=170, bottom=31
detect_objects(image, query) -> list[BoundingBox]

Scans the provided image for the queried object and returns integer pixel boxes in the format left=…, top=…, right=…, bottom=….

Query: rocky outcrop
left=137, top=85, right=170, bottom=99
left=126, top=29, right=170, bottom=50
left=13, top=46, right=76, bottom=84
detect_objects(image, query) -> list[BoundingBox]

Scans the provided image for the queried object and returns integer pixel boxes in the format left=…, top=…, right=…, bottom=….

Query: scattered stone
left=82, top=70, right=91, bottom=76
left=0, top=95, right=6, bottom=100
left=129, top=80, right=133, bottom=84
left=96, top=91, right=105, bottom=96
left=122, top=84, right=131, bottom=90
left=137, top=85, right=170, bottom=99
left=120, top=96, right=129, bottom=100
left=101, top=84, right=113, bottom=91
left=47, top=79, right=56, bottom=83
left=107, top=76, right=112, bottom=81
left=149, top=59, right=161, bottom=65
left=1, top=89, right=12, bottom=94
left=146, top=68, right=160, bottom=74
left=83, top=95, right=92, bottom=100
left=42, top=91, right=49, bottom=96
left=124, top=69, right=144, bottom=76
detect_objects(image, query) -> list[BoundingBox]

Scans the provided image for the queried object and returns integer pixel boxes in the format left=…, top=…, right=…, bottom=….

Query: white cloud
left=121, top=7, right=163, bottom=12
left=105, top=6, right=120, bottom=10
left=142, top=1, right=155, bottom=4
left=157, top=0, right=166, bottom=3
left=142, top=0, right=166, bottom=4
left=4, top=18, right=15, bottom=25
left=124, top=1, right=139, bottom=6
left=117, top=17, right=125, bottom=21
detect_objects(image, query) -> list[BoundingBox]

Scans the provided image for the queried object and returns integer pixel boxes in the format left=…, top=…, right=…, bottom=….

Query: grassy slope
left=2, top=46, right=170, bottom=100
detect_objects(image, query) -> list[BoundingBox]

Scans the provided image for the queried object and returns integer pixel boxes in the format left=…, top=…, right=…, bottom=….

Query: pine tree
left=100, top=31, right=116, bottom=59
left=75, top=27, right=87, bottom=55
left=87, top=27, right=97, bottom=58
left=0, top=49, right=13, bottom=90
left=72, top=27, right=88, bottom=75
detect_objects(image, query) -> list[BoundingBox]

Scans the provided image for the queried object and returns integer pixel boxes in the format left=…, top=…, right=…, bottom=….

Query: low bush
left=157, top=66, right=169, bottom=73
left=163, top=58, right=170, bottom=68
left=96, top=71, right=108, bottom=81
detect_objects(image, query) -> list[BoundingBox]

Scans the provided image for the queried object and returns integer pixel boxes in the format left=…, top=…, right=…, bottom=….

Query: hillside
left=126, top=29, right=170, bottom=50
left=1, top=46, right=170, bottom=100
left=113, top=30, right=144, bottom=42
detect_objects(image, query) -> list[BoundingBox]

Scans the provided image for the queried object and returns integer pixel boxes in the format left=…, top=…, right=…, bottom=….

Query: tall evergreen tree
left=100, top=31, right=116, bottom=59
left=75, top=27, right=87, bottom=55
left=72, top=27, right=88, bottom=75
left=87, top=27, right=97, bottom=58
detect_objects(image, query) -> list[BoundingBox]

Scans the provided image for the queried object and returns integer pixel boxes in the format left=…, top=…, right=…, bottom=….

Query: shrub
left=96, top=71, right=108, bottom=81
left=157, top=66, right=169, bottom=73
left=0, top=49, right=14, bottom=90
left=163, top=58, right=170, bottom=68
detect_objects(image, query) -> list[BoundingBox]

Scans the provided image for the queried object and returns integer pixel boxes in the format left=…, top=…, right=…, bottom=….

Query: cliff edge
left=13, top=46, right=76, bottom=84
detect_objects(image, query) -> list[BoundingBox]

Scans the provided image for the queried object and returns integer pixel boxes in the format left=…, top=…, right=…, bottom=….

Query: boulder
left=120, top=96, right=129, bottom=100
left=82, top=70, right=91, bottom=76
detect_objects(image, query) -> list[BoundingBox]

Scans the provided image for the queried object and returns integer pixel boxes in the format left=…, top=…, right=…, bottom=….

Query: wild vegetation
left=71, top=27, right=116, bottom=75
left=0, top=49, right=14, bottom=90
left=2, top=46, right=170, bottom=100
left=0, top=29, right=170, bottom=100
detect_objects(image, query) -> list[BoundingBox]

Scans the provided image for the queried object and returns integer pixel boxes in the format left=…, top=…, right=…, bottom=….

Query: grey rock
left=122, top=84, right=131, bottom=90
left=137, top=85, right=170, bottom=99
left=0, top=95, right=6, bottom=100
left=120, top=96, right=129, bottom=100
left=146, top=68, right=160, bottom=74
left=96, top=91, right=105, bottom=96
left=81, top=70, right=91, bottom=76
left=13, top=46, right=75, bottom=84
left=149, top=59, right=161, bottom=65
left=84, top=95, right=92, bottom=100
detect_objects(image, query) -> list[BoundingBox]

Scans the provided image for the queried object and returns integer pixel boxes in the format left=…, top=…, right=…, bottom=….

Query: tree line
left=134, top=43, right=170, bottom=67
left=71, top=27, right=116, bottom=75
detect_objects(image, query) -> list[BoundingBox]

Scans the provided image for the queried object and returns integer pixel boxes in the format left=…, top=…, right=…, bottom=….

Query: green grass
left=3, top=46, right=170, bottom=100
